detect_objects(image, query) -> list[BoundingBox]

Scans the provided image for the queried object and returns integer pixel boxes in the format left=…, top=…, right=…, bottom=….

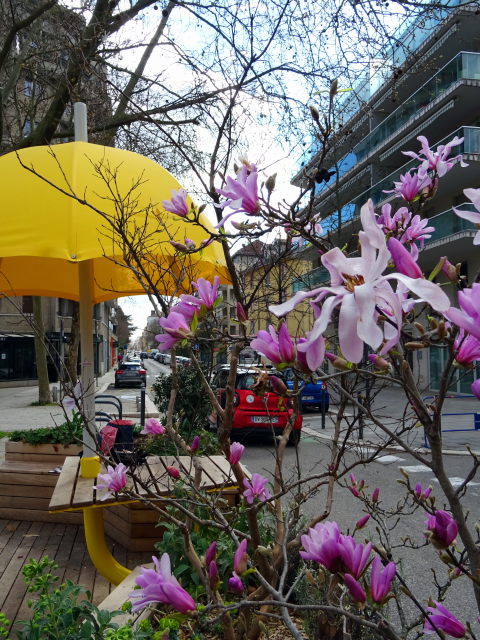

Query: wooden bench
left=96, top=563, right=153, bottom=628
left=49, top=455, right=243, bottom=584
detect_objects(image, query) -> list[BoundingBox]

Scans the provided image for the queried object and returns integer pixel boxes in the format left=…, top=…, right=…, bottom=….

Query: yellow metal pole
left=83, top=508, right=131, bottom=585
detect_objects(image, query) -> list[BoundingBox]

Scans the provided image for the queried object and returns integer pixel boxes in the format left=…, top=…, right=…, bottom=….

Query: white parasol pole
left=75, top=102, right=98, bottom=475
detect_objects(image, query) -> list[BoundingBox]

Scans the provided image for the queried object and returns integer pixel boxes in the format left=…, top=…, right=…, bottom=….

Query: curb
left=301, top=427, right=480, bottom=457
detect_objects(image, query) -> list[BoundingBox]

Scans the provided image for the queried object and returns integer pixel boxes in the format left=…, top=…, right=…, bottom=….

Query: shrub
left=5, top=412, right=84, bottom=445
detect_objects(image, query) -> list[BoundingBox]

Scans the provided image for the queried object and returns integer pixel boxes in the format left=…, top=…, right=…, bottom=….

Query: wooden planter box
left=104, top=488, right=241, bottom=552
left=5, top=441, right=82, bottom=464
left=0, top=440, right=82, bottom=523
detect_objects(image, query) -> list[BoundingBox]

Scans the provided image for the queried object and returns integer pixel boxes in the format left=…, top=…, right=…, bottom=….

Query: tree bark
left=32, top=297, right=51, bottom=403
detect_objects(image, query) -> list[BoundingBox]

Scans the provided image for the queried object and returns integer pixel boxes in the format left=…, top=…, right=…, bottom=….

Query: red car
left=209, top=366, right=303, bottom=444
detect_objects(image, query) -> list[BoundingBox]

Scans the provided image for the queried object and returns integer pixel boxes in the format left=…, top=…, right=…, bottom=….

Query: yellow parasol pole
left=74, top=102, right=99, bottom=477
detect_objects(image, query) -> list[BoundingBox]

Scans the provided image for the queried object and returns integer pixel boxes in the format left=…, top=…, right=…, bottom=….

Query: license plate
left=252, top=416, right=279, bottom=424
left=303, top=396, right=315, bottom=400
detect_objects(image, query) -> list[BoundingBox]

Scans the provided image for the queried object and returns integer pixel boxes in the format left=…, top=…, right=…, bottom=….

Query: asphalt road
left=240, top=433, right=480, bottom=632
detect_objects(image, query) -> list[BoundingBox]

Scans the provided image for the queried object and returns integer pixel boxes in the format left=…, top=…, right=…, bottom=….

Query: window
left=22, top=296, right=33, bottom=313
left=24, top=80, right=34, bottom=97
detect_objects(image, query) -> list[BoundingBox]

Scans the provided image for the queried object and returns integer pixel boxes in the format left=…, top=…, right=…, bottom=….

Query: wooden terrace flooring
left=0, top=518, right=152, bottom=632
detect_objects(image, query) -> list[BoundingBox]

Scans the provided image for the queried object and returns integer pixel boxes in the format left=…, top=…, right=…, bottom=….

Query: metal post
left=140, top=384, right=146, bottom=426
left=358, top=392, right=364, bottom=440
left=321, top=400, right=326, bottom=429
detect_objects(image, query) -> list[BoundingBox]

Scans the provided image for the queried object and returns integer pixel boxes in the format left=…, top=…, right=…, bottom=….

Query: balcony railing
left=318, top=125, right=480, bottom=234
left=312, top=52, right=480, bottom=190
left=425, top=203, right=476, bottom=246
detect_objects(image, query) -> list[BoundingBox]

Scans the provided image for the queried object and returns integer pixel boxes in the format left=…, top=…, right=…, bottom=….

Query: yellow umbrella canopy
left=0, top=141, right=229, bottom=301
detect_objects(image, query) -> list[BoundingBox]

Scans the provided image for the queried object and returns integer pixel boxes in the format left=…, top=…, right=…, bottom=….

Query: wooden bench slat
left=49, top=457, right=80, bottom=511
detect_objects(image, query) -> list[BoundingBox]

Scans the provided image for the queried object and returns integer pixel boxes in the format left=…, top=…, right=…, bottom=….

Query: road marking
left=399, top=465, right=430, bottom=473
left=432, top=477, right=480, bottom=488
left=375, top=455, right=405, bottom=464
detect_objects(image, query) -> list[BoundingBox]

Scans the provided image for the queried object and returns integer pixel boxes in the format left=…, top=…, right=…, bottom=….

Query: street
left=241, top=434, right=479, bottom=628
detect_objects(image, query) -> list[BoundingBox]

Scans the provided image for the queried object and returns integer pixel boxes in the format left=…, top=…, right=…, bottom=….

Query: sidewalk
left=0, top=369, right=158, bottom=432
left=303, top=384, right=480, bottom=455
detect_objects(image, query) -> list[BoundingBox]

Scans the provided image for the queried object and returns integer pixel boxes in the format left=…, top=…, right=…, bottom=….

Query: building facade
left=291, top=2, right=480, bottom=390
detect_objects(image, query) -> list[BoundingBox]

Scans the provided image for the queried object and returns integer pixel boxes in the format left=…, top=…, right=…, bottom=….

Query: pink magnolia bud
left=441, top=257, right=458, bottom=282
left=356, top=514, right=370, bottom=529
left=229, top=442, right=245, bottom=465
left=166, top=466, right=181, bottom=479
left=326, top=352, right=351, bottom=371
left=349, top=486, right=360, bottom=498
left=170, top=240, right=188, bottom=252
left=190, top=435, right=200, bottom=453
left=205, top=541, right=217, bottom=566
left=349, top=473, right=357, bottom=485
left=372, top=488, right=380, bottom=502
left=368, top=354, right=391, bottom=371
left=233, top=539, right=248, bottom=575
left=388, top=237, right=423, bottom=279
left=236, top=302, right=248, bottom=322
left=472, top=379, right=480, bottom=399
left=269, top=375, right=288, bottom=395
left=208, top=561, right=219, bottom=590
left=228, top=572, right=244, bottom=593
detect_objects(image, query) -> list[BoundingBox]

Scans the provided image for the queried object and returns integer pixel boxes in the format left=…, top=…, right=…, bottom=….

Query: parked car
left=176, top=356, right=192, bottom=367
left=114, top=363, right=147, bottom=388
left=150, top=349, right=159, bottom=360
left=282, top=368, right=329, bottom=412
left=140, top=351, right=149, bottom=360
left=209, top=366, right=303, bottom=444
left=163, top=353, right=172, bottom=365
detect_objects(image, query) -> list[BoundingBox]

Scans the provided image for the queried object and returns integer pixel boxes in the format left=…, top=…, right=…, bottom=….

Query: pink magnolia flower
left=377, top=204, right=411, bottom=234
left=340, top=537, right=372, bottom=578
left=130, top=553, right=196, bottom=613
left=269, top=375, right=288, bottom=396
left=300, top=522, right=344, bottom=572
left=162, top=189, right=189, bottom=218
left=403, top=135, right=467, bottom=178
left=233, top=539, right=248, bottom=575
left=243, top=473, right=271, bottom=504
left=472, top=378, right=480, bottom=399
left=402, top=213, right=435, bottom=248
left=166, top=466, right=181, bottom=480
left=216, top=163, right=260, bottom=226
left=445, top=284, right=480, bottom=342
left=369, top=556, right=396, bottom=603
left=424, top=601, right=466, bottom=638
left=385, top=166, right=433, bottom=202
left=228, top=572, right=244, bottom=593
left=251, top=324, right=296, bottom=366
left=296, top=333, right=326, bottom=372
left=454, top=188, right=480, bottom=245
left=270, top=201, right=449, bottom=363
left=387, top=237, right=423, bottom=278
left=344, top=573, right=366, bottom=603
left=355, top=515, right=370, bottom=529
left=205, top=541, right=217, bottom=567
left=96, top=463, right=127, bottom=494
left=454, top=330, right=480, bottom=366
left=191, top=276, right=220, bottom=309
left=141, top=417, right=165, bottom=435
left=229, top=442, right=245, bottom=465
left=62, top=381, right=82, bottom=411
left=425, top=510, right=458, bottom=549
left=156, top=311, right=192, bottom=350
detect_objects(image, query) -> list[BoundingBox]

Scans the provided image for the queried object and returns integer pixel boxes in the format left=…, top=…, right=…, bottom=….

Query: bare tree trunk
left=32, top=296, right=51, bottom=403
left=66, top=302, right=80, bottom=384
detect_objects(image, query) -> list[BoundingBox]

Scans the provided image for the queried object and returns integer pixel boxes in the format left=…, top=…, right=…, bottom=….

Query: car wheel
left=287, top=429, right=301, bottom=446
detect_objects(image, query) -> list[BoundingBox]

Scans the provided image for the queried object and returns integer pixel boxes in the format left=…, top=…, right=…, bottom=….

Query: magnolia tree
left=57, top=132, right=480, bottom=640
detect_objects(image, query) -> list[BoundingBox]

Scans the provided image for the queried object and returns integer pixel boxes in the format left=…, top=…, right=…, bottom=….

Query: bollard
left=140, top=384, right=146, bottom=426
left=321, top=399, right=326, bottom=429
left=475, top=413, right=480, bottom=431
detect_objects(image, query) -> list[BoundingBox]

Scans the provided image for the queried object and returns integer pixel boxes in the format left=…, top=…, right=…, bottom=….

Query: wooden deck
left=0, top=518, right=152, bottom=632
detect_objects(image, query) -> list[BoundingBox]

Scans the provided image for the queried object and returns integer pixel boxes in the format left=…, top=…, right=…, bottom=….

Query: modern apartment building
left=291, top=1, right=480, bottom=390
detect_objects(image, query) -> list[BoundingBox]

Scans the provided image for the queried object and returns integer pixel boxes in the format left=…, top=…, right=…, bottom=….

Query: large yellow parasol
left=0, top=104, right=230, bottom=470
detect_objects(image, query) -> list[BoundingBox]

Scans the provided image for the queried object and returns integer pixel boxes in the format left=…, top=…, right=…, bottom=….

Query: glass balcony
left=336, top=1, right=467, bottom=119
left=354, top=52, right=480, bottom=164
left=425, top=203, right=476, bottom=246
left=318, top=126, right=480, bottom=235
left=291, top=266, right=330, bottom=294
